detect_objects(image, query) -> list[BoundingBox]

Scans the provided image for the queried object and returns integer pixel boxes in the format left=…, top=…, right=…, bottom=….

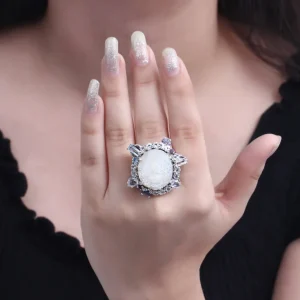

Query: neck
left=38, top=0, right=219, bottom=90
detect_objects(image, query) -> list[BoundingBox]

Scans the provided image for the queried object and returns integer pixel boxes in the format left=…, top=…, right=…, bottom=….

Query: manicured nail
left=86, top=79, right=100, bottom=113
left=131, top=31, right=149, bottom=66
left=162, top=48, right=180, bottom=76
left=268, top=135, right=282, bottom=157
left=105, top=37, right=119, bottom=75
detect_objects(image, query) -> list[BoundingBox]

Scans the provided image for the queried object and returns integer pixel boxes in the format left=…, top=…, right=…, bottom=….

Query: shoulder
left=283, top=239, right=300, bottom=258
left=278, top=80, right=300, bottom=139
left=0, top=130, right=27, bottom=201
left=273, top=239, right=300, bottom=300
left=244, top=79, right=300, bottom=240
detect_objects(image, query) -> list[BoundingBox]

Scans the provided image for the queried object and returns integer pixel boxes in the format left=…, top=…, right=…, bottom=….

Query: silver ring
left=127, top=137, right=188, bottom=197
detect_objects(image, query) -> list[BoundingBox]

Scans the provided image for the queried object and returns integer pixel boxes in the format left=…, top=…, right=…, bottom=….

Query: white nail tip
left=105, top=37, right=119, bottom=74
left=162, top=48, right=180, bottom=75
left=87, top=79, right=100, bottom=97
left=131, top=31, right=146, bottom=45
left=131, top=31, right=149, bottom=66
left=105, top=37, right=118, bottom=52
left=86, top=79, right=100, bottom=113
left=162, top=48, right=177, bottom=57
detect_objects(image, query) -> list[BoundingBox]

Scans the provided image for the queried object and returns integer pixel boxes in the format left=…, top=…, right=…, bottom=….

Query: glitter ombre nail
left=162, top=48, right=180, bottom=76
left=131, top=31, right=149, bottom=66
left=86, top=79, right=100, bottom=113
left=105, top=37, right=119, bottom=75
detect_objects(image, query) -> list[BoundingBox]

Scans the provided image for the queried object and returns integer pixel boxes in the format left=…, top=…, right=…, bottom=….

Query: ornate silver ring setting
left=127, top=137, right=188, bottom=197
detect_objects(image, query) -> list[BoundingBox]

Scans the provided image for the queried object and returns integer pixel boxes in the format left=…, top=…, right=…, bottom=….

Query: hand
left=80, top=32, right=281, bottom=300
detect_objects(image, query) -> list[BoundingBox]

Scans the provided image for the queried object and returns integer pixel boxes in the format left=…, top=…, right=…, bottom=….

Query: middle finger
left=131, top=31, right=168, bottom=145
left=102, top=37, right=135, bottom=183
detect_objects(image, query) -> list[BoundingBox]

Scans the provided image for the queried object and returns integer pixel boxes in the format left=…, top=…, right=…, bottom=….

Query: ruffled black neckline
left=0, top=79, right=300, bottom=263
left=0, top=131, right=88, bottom=264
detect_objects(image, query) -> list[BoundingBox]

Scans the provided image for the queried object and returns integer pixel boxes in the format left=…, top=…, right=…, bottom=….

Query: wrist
left=117, top=268, right=205, bottom=300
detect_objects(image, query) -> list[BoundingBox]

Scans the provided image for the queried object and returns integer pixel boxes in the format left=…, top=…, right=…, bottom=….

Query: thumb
left=216, top=134, right=282, bottom=215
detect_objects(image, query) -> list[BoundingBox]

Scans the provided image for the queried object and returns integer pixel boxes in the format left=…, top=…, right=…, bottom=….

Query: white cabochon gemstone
left=138, top=149, right=173, bottom=190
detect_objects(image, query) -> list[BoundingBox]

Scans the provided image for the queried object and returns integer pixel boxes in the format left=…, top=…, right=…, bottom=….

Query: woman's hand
left=80, top=32, right=281, bottom=300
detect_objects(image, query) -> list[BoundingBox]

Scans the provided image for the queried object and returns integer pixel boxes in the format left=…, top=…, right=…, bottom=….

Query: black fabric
left=1, top=80, right=300, bottom=300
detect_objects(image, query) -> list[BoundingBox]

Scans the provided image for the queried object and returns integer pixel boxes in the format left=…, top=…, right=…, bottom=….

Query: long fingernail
left=162, top=48, right=180, bottom=76
left=86, top=79, right=100, bottom=114
left=268, top=135, right=282, bottom=157
left=105, top=37, right=119, bottom=75
left=131, top=31, right=149, bottom=66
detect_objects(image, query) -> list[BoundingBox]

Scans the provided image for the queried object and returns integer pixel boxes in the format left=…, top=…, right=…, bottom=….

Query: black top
left=1, top=80, right=300, bottom=300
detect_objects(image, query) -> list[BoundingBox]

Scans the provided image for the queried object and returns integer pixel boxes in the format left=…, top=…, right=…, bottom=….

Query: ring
left=127, top=137, right=188, bottom=197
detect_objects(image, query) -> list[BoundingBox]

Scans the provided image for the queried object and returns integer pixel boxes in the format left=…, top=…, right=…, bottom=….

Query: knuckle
left=113, top=202, right=139, bottom=224
left=250, top=164, right=264, bottom=182
left=120, top=205, right=137, bottom=223
left=152, top=201, right=181, bottom=224
left=82, top=121, right=98, bottom=136
left=105, top=127, right=131, bottom=146
left=135, top=76, right=157, bottom=87
left=250, top=172, right=261, bottom=182
left=234, top=157, right=262, bottom=182
left=81, top=195, right=102, bottom=220
left=233, top=158, right=247, bottom=174
left=155, top=207, right=174, bottom=224
left=187, top=190, right=214, bottom=217
left=81, top=153, right=102, bottom=167
left=105, top=88, right=122, bottom=99
left=172, top=121, right=202, bottom=140
left=136, top=120, right=166, bottom=139
left=168, top=78, right=191, bottom=94
left=196, top=198, right=213, bottom=215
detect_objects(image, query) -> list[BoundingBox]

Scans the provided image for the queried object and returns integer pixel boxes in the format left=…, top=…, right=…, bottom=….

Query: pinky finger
left=81, top=79, right=107, bottom=202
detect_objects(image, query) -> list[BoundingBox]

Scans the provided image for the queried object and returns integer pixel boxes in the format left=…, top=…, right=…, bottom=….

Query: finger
left=160, top=48, right=210, bottom=184
left=216, top=134, right=282, bottom=215
left=101, top=37, right=134, bottom=183
left=81, top=79, right=107, bottom=201
left=131, top=31, right=168, bottom=144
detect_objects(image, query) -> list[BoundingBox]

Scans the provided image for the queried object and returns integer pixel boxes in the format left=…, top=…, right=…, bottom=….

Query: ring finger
left=131, top=31, right=168, bottom=145
left=160, top=48, right=211, bottom=188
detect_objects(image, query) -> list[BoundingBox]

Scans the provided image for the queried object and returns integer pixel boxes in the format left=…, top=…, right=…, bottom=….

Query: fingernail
left=162, top=48, right=180, bottom=76
left=131, top=31, right=149, bottom=66
left=86, top=79, right=100, bottom=114
left=105, top=37, right=119, bottom=75
left=269, top=135, right=282, bottom=157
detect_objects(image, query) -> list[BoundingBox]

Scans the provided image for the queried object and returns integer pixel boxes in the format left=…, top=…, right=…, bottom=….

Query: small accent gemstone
left=133, top=157, right=139, bottom=165
left=127, top=178, right=138, bottom=188
left=173, top=172, right=179, bottom=179
left=142, top=190, right=151, bottom=197
left=171, top=181, right=180, bottom=188
left=169, top=148, right=175, bottom=154
left=162, top=137, right=172, bottom=145
left=174, top=154, right=187, bottom=166
left=128, top=144, right=142, bottom=157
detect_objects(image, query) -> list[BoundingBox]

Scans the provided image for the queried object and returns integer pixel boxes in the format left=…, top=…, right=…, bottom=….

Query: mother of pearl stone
left=138, top=149, right=173, bottom=190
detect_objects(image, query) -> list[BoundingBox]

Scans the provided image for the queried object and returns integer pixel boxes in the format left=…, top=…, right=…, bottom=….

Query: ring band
left=127, top=137, right=188, bottom=197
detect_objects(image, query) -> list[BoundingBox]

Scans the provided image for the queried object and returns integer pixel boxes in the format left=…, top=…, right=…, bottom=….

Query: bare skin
left=0, top=0, right=283, bottom=248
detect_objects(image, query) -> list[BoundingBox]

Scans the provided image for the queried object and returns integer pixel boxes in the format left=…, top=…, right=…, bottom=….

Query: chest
left=0, top=84, right=275, bottom=240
